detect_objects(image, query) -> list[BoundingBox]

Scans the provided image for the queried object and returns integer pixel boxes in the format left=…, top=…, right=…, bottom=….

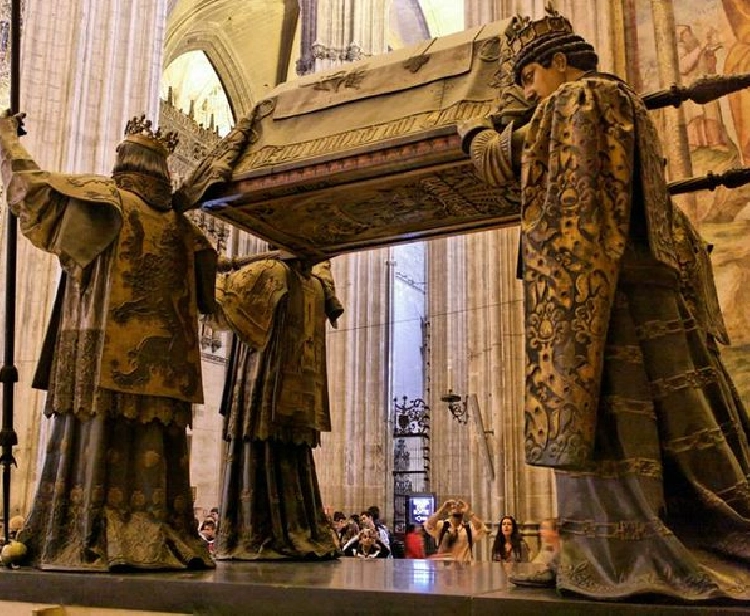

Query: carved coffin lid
left=202, top=19, right=520, bottom=259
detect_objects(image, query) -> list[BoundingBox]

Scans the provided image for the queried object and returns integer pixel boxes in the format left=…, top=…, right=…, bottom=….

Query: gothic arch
left=164, top=31, right=255, bottom=122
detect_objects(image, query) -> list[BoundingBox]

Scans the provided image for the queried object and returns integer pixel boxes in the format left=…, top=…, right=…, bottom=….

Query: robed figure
left=460, top=8, right=750, bottom=600
left=213, top=256, right=342, bottom=560
left=0, top=113, right=216, bottom=570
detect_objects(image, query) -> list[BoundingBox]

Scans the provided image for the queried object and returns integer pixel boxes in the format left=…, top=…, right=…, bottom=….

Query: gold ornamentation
left=663, top=426, right=727, bottom=454
left=522, top=76, right=682, bottom=469
left=306, top=67, right=367, bottom=93
left=102, top=201, right=204, bottom=402
left=650, top=367, right=719, bottom=400
left=124, top=114, right=179, bottom=155
left=505, top=2, right=572, bottom=57
left=558, top=457, right=663, bottom=479
left=238, top=101, right=495, bottom=172
left=403, top=55, right=430, bottom=73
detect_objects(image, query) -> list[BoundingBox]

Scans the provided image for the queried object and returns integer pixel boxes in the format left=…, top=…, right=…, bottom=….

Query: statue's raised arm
left=6, top=113, right=217, bottom=572
left=0, top=112, right=123, bottom=271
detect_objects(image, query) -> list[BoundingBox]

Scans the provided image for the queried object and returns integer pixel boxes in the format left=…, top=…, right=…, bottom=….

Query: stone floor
left=1, top=558, right=749, bottom=615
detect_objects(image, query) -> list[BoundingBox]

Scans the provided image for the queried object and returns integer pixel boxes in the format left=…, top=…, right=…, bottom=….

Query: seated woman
left=491, top=515, right=530, bottom=563
left=342, top=528, right=390, bottom=559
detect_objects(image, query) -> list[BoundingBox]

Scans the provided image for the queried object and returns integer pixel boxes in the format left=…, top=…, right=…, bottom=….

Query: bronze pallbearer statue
left=460, top=5, right=750, bottom=601
left=211, top=253, right=342, bottom=560
left=0, top=113, right=217, bottom=571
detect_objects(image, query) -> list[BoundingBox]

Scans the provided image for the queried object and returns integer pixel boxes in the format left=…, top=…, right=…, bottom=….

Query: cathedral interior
left=1, top=0, right=750, bottom=613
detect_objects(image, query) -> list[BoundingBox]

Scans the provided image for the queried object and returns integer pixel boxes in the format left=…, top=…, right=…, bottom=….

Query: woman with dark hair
left=491, top=515, right=530, bottom=563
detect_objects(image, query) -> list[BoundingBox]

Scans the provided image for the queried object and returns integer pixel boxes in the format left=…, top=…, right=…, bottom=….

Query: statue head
left=505, top=3, right=598, bottom=94
left=113, top=115, right=179, bottom=209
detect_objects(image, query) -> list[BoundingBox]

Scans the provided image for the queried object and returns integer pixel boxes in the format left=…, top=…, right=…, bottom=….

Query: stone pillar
left=296, top=0, right=318, bottom=76
left=316, top=250, right=390, bottom=518
left=457, top=1, right=557, bottom=545
left=618, top=0, right=641, bottom=87
left=453, top=0, right=626, bottom=550
left=301, top=0, right=393, bottom=524
left=650, top=0, right=697, bottom=220
left=426, top=237, right=471, bottom=505
left=0, top=0, right=167, bottom=520
left=313, top=0, right=388, bottom=71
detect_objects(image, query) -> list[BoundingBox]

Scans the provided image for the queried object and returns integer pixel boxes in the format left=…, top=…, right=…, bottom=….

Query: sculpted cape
left=1, top=125, right=216, bottom=409
left=519, top=75, right=678, bottom=468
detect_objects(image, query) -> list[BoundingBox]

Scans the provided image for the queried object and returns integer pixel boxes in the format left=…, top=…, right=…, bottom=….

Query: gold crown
left=123, top=114, right=179, bottom=155
left=505, top=2, right=573, bottom=56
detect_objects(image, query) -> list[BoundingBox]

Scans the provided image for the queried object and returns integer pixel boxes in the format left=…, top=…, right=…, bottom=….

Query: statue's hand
left=456, top=117, right=494, bottom=155
left=490, top=86, right=536, bottom=129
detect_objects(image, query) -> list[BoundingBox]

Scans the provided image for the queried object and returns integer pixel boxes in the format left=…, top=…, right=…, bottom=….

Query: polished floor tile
left=1, top=558, right=748, bottom=615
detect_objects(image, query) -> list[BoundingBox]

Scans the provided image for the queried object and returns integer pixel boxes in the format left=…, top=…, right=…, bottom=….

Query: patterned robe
left=213, top=258, right=341, bottom=560
left=471, top=73, right=750, bottom=599
left=0, top=123, right=216, bottom=571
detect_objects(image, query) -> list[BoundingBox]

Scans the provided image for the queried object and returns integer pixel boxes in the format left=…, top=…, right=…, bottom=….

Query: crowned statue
left=211, top=254, right=343, bottom=561
left=0, top=112, right=217, bottom=571
left=460, top=4, right=750, bottom=601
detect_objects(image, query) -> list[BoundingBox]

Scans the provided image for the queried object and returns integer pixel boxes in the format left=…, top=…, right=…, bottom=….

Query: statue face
left=520, top=59, right=567, bottom=103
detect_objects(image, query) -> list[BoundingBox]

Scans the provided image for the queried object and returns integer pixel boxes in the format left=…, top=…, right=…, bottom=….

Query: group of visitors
left=329, top=505, right=392, bottom=558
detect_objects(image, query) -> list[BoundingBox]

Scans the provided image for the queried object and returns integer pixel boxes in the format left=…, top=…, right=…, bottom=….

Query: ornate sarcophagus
left=199, top=19, right=519, bottom=259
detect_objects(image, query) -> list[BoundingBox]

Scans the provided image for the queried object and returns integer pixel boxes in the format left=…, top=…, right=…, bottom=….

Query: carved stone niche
left=200, top=19, right=521, bottom=259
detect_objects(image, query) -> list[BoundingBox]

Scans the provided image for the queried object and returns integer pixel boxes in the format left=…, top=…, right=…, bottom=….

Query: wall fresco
left=634, top=0, right=750, bottom=405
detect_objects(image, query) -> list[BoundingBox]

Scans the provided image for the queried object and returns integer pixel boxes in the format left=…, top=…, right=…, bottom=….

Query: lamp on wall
left=440, top=389, right=468, bottom=424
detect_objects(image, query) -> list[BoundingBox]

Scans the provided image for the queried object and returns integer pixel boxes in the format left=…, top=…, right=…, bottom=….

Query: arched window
left=161, top=50, right=234, bottom=137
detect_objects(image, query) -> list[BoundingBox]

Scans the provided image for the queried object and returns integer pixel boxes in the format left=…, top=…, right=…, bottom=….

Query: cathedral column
left=649, top=0, right=697, bottom=220
left=311, top=0, right=392, bottom=522
left=426, top=237, right=471, bottom=508
left=313, top=0, right=389, bottom=71
left=296, top=0, right=318, bottom=76
left=456, top=1, right=560, bottom=540
left=0, top=0, right=167, bottom=520
left=456, top=0, right=629, bottom=544
left=317, top=251, right=390, bottom=519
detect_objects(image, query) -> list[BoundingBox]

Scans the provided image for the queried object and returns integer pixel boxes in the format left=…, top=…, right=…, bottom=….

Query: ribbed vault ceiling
left=163, top=1, right=464, bottom=129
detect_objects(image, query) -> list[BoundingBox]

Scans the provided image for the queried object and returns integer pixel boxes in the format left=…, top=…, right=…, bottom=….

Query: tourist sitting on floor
left=367, top=505, right=392, bottom=550
left=342, top=528, right=390, bottom=558
left=332, top=511, right=348, bottom=546
left=200, top=519, right=216, bottom=554
left=491, top=515, right=530, bottom=563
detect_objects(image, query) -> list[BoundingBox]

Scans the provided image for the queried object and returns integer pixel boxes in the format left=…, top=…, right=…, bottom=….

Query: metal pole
left=1, top=0, right=22, bottom=548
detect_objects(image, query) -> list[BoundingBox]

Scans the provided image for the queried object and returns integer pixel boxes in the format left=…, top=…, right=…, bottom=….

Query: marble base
left=0, top=559, right=748, bottom=615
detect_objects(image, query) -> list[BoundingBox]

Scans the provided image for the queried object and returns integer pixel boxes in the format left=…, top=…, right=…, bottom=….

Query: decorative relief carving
left=237, top=101, right=495, bottom=173
left=311, top=40, right=363, bottom=63
left=160, top=98, right=221, bottom=188
left=304, top=66, right=367, bottom=92
left=209, top=162, right=520, bottom=256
